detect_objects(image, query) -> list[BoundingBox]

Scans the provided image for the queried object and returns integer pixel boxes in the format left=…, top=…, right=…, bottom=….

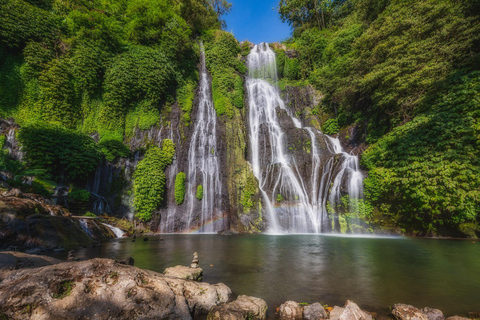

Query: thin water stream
left=68, top=235, right=480, bottom=318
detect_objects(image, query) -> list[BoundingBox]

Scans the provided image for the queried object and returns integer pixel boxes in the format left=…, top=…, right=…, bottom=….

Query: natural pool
left=64, top=234, right=480, bottom=317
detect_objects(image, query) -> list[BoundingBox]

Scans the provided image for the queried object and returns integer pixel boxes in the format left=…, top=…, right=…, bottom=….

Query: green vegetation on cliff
left=133, top=139, right=175, bottom=221
left=18, top=123, right=101, bottom=181
left=196, top=184, right=203, bottom=201
left=279, top=0, right=480, bottom=235
left=203, top=30, right=245, bottom=117
left=174, top=172, right=187, bottom=205
left=0, top=0, right=230, bottom=136
left=133, top=146, right=167, bottom=221
left=0, top=0, right=228, bottom=207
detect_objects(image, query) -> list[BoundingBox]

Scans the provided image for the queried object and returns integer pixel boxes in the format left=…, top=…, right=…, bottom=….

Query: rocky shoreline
left=0, top=251, right=478, bottom=320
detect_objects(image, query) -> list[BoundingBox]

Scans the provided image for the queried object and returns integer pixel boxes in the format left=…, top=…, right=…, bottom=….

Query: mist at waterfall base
left=70, top=235, right=480, bottom=317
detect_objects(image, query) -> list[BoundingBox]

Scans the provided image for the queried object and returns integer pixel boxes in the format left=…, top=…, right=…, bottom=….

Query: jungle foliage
left=203, top=30, right=245, bottom=117
left=0, top=0, right=229, bottom=209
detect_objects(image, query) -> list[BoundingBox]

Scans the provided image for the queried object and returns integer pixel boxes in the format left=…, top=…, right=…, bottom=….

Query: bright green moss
left=196, top=184, right=203, bottom=200
left=133, top=146, right=167, bottom=221
left=174, top=172, right=186, bottom=205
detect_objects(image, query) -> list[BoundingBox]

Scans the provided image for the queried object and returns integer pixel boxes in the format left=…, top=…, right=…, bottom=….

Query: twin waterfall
left=185, top=43, right=223, bottom=233
left=164, top=42, right=363, bottom=234
left=247, top=43, right=363, bottom=233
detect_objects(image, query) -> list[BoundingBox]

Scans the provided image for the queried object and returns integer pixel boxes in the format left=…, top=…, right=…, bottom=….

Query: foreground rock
left=279, top=301, right=304, bottom=319
left=0, top=195, right=115, bottom=250
left=0, top=257, right=237, bottom=320
left=0, top=251, right=61, bottom=280
left=164, top=265, right=203, bottom=281
left=393, top=304, right=431, bottom=320
left=303, top=303, right=328, bottom=320
left=422, top=307, right=445, bottom=320
left=329, top=301, right=372, bottom=320
left=208, top=295, right=268, bottom=320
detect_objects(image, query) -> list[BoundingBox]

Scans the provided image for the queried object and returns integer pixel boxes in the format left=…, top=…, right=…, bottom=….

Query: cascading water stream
left=185, top=42, right=223, bottom=233
left=246, top=43, right=364, bottom=233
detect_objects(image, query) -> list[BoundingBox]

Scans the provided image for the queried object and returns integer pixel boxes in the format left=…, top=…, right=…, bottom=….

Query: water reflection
left=71, top=235, right=480, bottom=317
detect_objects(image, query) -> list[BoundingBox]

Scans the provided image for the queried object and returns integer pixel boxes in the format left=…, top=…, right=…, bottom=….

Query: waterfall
left=185, top=42, right=223, bottom=233
left=160, top=126, right=179, bottom=233
left=101, top=222, right=125, bottom=238
left=246, top=43, right=364, bottom=233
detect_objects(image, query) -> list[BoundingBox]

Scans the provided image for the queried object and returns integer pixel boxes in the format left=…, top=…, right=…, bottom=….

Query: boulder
left=279, top=301, right=303, bottom=320
left=164, top=265, right=203, bottom=281
left=0, top=251, right=61, bottom=280
left=421, top=308, right=445, bottom=320
left=445, top=317, right=471, bottom=320
left=0, top=258, right=232, bottom=320
left=2, top=188, right=23, bottom=198
left=303, top=302, right=328, bottom=320
left=392, top=304, right=429, bottom=320
left=330, top=301, right=372, bottom=320
left=207, top=295, right=268, bottom=320
left=0, top=195, right=115, bottom=250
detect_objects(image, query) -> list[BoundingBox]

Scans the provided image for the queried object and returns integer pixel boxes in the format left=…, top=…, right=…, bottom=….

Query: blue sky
left=223, top=0, right=292, bottom=44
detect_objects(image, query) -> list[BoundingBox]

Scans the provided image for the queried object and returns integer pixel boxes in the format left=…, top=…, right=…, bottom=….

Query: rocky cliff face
left=0, top=192, right=115, bottom=250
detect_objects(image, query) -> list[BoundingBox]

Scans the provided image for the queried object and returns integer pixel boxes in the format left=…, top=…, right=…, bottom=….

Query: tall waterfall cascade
left=184, top=42, right=223, bottom=233
left=246, top=43, right=364, bottom=233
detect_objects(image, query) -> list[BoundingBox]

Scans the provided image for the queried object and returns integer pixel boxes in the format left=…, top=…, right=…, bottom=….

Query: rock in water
left=115, top=257, right=135, bottom=266
left=392, top=304, right=429, bottom=320
left=421, top=308, right=445, bottom=320
left=278, top=301, right=303, bottom=320
left=303, top=303, right=328, bottom=320
left=329, top=301, right=372, bottom=320
left=208, top=295, right=268, bottom=320
left=164, top=265, right=203, bottom=281
left=0, top=258, right=231, bottom=320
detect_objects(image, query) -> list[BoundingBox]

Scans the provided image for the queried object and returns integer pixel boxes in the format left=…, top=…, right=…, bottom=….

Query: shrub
left=18, top=123, right=101, bottom=181
left=98, top=139, right=130, bottom=162
left=160, top=139, right=175, bottom=170
left=68, top=188, right=91, bottom=202
left=196, top=184, right=203, bottom=200
left=133, top=146, right=167, bottom=221
left=323, top=118, right=339, bottom=135
left=174, top=172, right=186, bottom=205
left=84, top=211, right=96, bottom=217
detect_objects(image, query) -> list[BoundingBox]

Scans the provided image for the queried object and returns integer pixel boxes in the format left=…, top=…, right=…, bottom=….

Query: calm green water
left=71, top=235, right=480, bottom=317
